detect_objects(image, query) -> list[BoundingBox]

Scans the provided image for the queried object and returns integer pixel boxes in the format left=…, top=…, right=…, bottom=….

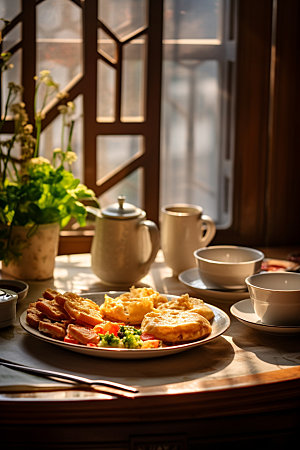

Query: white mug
left=160, top=204, right=216, bottom=276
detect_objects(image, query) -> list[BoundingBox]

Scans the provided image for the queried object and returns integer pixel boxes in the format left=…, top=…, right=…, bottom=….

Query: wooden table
left=1, top=248, right=300, bottom=449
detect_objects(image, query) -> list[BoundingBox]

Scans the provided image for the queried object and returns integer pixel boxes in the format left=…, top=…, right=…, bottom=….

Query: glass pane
left=97, top=60, right=116, bottom=121
left=161, top=0, right=234, bottom=227
left=36, top=0, right=82, bottom=100
left=2, top=23, right=21, bottom=53
left=98, top=28, right=116, bottom=62
left=164, top=0, right=221, bottom=40
left=0, top=0, right=21, bottom=21
left=121, top=36, right=145, bottom=121
left=1, top=49, right=22, bottom=116
left=39, top=95, right=84, bottom=181
left=96, top=135, right=143, bottom=180
left=98, top=0, right=147, bottom=40
left=161, top=59, right=220, bottom=221
left=99, top=168, right=143, bottom=210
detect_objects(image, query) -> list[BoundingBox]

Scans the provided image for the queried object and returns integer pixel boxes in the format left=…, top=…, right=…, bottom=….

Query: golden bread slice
left=157, top=293, right=215, bottom=321
left=141, top=309, right=212, bottom=343
left=64, top=292, right=103, bottom=326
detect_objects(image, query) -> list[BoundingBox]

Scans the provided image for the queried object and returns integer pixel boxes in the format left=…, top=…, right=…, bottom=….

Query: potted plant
left=0, top=57, right=97, bottom=280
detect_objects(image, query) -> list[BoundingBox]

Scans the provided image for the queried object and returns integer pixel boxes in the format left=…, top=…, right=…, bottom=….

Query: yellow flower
left=29, top=156, right=50, bottom=165
left=35, top=111, right=46, bottom=120
left=67, top=101, right=75, bottom=111
left=56, top=91, right=68, bottom=100
left=40, top=70, right=50, bottom=77
left=57, top=104, right=68, bottom=114
left=23, top=124, right=33, bottom=134
left=65, top=151, right=77, bottom=164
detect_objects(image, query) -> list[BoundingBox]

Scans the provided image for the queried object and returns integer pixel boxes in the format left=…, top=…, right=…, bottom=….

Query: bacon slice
left=26, top=312, right=42, bottom=329
left=36, top=299, right=70, bottom=321
left=26, top=302, right=46, bottom=329
left=38, top=319, right=68, bottom=340
left=67, top=324, right=100, bottom=345
left=43, top=288, right=60, bottom=300
left=53, top=293, right=69, bottom=307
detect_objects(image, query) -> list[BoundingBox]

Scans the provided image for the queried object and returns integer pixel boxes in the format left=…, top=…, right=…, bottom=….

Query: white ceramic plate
left=20, top=292, right=230, bottom=359
left=261, top=258, right=299, bottom=272
left=230, top=298, right=300, bottom=334
left=178, top=268, right=249, bottom=302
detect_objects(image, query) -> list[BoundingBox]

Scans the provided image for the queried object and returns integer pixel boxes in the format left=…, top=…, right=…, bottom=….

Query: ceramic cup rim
left=161, top=203, right=203, bottom=216
left=246, top=272, right=300, bottom=293
left=194, top=245, right=265, bottom=266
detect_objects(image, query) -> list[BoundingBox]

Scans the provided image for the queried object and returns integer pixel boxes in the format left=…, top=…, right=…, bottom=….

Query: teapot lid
left=101, top=195, right=142, bottom=219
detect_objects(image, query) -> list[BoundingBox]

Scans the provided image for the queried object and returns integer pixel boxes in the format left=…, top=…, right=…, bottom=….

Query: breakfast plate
left=261, top=258, right=299, bottom=272
left=230, top=299, right=300, bottom=334
left=178, top=268, right=249, bottom=302
left=20, top=292, right=230, bottom=359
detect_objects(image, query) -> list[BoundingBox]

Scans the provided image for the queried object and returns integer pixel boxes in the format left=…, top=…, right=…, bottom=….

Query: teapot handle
left=139, top=219, right=160, bottom=267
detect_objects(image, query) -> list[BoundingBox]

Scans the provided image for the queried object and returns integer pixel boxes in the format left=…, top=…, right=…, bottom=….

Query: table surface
left=1, top=247, right=300, bottom=435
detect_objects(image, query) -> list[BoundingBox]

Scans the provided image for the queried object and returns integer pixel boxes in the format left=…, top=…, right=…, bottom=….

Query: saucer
left=230, top=299, right=300, bottom=334
left=178, top=268, right=249, bottom=302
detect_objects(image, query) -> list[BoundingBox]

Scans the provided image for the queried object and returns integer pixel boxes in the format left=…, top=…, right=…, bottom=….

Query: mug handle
left=198, top=214, right=216, bottom=247
left=139, top=220, right=160, bottom=267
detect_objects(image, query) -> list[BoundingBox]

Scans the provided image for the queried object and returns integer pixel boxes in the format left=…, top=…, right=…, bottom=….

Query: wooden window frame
left=214, top=0, right=300, bottom=247
left=1, top=0, right=299, bottom=256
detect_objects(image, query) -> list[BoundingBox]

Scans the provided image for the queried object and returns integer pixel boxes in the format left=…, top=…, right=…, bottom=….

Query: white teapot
left=89, top=196, right=160, bottom=286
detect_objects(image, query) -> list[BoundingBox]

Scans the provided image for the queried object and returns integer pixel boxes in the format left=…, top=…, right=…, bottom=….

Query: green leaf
left=14, top=210, right=30, bottom=226
left=60, top=214, right=71, bottom=228
left=39, top=207, right=61, bottom=224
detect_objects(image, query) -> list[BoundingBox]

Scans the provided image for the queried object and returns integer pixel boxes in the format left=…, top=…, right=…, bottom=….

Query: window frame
left=215, top=0, right=300, bottom=247
left=1, top=0, right=299, bottom=256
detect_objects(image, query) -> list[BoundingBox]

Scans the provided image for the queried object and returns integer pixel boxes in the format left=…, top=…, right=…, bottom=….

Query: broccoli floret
left=98, top=326, right=143, bottom=349
left=98, top=332, right=122, bottom=348
left=122, top=333, right=142, bottom=349
left=119, top=325, right=141, bottom=336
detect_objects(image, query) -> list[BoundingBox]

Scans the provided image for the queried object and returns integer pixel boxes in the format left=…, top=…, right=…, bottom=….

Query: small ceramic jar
left=0, top=289, right=18, bottom=328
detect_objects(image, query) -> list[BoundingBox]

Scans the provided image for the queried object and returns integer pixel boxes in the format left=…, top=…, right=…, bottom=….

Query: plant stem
left=0, top=86, right=13, bottom=174
left=33, top=81, right=40, bottom=157
left=67, top=120, right=75, bottom=151
left=0, top=86, right=12, bottom=133
left=1, top=134, right=16, bottom=184
left=67, top=120, right=75, bottom=171
left=61, top=113, right=65, bottom=151
left=4, top=195, right=21, bottom=264
left=34, top=117, right=41, bottom=157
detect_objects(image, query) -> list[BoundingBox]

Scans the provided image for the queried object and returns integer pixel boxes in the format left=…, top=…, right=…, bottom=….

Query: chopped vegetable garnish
left=95, top=323, right=152, bottom=349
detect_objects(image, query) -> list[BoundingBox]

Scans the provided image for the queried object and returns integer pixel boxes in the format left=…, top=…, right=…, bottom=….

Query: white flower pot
left=2, top=223, right=60, bottom=281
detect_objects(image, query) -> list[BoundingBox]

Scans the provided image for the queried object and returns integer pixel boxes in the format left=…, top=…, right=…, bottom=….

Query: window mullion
left=82, top=0, right=98, bottom=190
left=21, top=0, right=36, bottom=125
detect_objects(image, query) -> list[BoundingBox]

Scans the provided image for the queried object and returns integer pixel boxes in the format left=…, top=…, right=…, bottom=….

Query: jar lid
left=101, top=195, right=142, bottom=219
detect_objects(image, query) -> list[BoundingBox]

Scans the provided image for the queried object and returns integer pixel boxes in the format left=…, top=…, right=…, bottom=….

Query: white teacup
left=194, top=245, right=264, bottom=289
left=246, top=272, right=300, bottom=325
left=160, top=204, right=216, bottom=276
